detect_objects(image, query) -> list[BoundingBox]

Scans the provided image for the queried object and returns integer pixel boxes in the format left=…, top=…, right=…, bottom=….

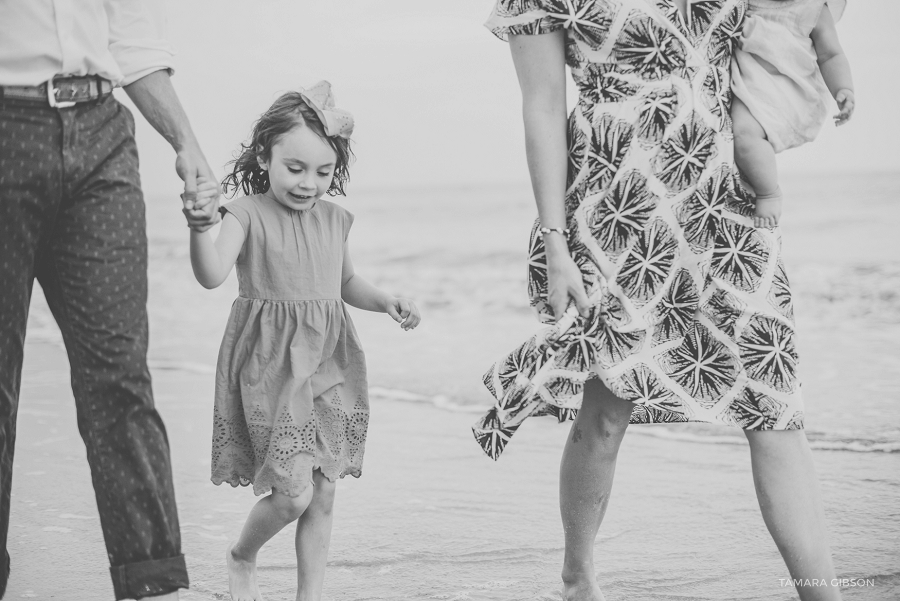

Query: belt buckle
left=47, top=75, right=77, bottom=108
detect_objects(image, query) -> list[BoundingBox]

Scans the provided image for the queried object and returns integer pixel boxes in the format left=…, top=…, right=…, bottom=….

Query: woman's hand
left=385, top=297, right=421, bottom=331
left=545, top=235, right=591, bottom=320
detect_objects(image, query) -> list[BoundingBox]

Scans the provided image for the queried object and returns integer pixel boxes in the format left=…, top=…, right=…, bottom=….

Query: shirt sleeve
left=105, top=0, right=176, bottom=86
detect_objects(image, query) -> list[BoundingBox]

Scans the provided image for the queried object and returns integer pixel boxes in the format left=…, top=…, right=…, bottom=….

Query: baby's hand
left=385, top=297, right=421, bottom=331
left=182, top=177, right=221, bottom=231
left=834, top=89, right=855, bottom=126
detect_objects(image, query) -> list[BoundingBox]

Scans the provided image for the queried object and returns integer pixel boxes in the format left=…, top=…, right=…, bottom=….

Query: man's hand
left=182, top=176, right=220, bottom=232
left=177, top=145, right=220, bottom=232
left=123, top=71, right=220, bottom=231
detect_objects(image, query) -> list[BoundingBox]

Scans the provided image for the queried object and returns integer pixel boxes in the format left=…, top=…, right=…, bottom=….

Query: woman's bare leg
left=732, top=97, right=782, bottom=228
left=746, top=430, right=842, bottom=601
left=295, top=470, right=337, bottom=601
left=560, top=379, right=634, bottom=601
left=229, top=486, right=314, bottom=601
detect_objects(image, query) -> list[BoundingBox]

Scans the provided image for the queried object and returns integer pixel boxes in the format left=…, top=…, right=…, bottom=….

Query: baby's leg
left=229, top=486, right=315, bottom=601
left=732, top=97, right=782, bottom=227
left=295, top=470, right=337, bottom=601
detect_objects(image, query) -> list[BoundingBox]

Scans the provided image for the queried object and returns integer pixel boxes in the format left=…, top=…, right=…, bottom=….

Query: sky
left=124, top=0, right=900, bottom=200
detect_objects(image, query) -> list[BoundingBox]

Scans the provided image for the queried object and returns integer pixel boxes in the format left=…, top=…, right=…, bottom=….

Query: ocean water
left=23, top=173, right=900, bottom=600
left=52, top=171, right=896, bottom=450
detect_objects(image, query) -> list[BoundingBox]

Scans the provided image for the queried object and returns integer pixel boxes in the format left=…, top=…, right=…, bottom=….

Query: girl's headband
left=297, top=81, right=354, bottom=139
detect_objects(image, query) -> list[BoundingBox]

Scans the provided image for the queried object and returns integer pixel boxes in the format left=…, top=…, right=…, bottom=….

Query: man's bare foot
left=753, top=188, right=782, bottom=228
left=562, top=574, right=606, bottom=601
left=227, top=543, right=263, bottom=601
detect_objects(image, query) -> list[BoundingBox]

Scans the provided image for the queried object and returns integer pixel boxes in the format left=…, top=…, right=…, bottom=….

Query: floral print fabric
left=474, top=0, right=804, bottom=460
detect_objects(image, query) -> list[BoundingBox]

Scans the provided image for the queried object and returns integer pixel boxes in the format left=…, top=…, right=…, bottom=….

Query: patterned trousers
left=0, top=95, right=188, bottom=599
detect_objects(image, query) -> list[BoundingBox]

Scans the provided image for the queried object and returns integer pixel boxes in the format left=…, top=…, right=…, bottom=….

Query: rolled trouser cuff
left=110, top=554, right=189, bottom=600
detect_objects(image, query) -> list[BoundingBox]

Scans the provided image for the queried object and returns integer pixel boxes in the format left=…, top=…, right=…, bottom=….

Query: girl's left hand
left=834, top=89, right=855, bottom=126
left=386, top=297, right=421, bottom=331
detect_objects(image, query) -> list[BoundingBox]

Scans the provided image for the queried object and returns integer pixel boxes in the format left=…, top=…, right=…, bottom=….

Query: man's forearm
left=123, top=69, right=199, bottom=152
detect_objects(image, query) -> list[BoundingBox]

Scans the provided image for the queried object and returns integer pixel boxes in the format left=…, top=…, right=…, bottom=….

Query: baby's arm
left=340, top=242, right=421, bottom=331
left=190, top=211, right=246, bottom=289
left=811, top=7, right=855, bottom=125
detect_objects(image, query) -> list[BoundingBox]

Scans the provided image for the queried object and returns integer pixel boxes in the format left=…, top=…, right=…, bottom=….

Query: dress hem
left=211, top=464, right=363, bottom=498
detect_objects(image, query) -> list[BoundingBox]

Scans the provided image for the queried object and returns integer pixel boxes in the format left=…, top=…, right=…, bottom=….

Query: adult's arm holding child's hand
left=124, top=70, right=221, bottom=231
left=340, top=242, right=421, bottom=331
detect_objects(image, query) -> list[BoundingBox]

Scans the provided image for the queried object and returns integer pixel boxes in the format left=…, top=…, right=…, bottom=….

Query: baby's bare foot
left=227, top=543, right=263, bottom=601
left=753, top=189, right=783, bottom=228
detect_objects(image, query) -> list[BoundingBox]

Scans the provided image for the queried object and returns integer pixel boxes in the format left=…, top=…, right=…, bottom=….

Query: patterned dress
left=473, top=0, right=804, bottom=460
left=211, top=195, right=369, bottom=496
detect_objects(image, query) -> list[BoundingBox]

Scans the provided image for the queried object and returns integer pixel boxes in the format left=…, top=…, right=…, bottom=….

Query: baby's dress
left=731, top=0, right=840, bottom=153
left=210, top=195, right=368, bottom=497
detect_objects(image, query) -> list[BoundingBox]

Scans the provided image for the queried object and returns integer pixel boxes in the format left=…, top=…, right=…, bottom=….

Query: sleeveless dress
left=731, top=0, right=844, bottom=153
left=473, top=0, right=805, bottom=460
left=210, top=195, right=369, bottom=497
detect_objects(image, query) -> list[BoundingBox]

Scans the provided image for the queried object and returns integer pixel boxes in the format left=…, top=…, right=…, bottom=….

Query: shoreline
left=7, top=339, right=899, bottom=600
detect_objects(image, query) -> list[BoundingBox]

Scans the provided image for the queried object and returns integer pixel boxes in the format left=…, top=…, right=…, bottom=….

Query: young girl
left=731, top=0, right=855, bottom=227
left=187, top=81, right=421, bottom=601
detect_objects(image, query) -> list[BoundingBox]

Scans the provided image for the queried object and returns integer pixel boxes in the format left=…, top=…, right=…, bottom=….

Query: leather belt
left=0, top=75, right=113, bottom=108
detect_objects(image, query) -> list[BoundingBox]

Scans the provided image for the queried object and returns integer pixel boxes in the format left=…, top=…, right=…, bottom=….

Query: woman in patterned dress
left=473, top=1, right=842, bottom=599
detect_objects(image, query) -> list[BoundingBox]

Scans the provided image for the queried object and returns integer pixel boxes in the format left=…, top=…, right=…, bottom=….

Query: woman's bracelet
left=539, top=226, right=570, bottom=237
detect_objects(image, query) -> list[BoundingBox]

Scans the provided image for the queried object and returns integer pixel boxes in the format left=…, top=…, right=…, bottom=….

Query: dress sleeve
left=220, top=197, right=253, bottom=234
left=342, top=209, right=355, bottom=242
left=825, top=0, right=846, bottom=22
left=485, top=0, right=567, bottom=41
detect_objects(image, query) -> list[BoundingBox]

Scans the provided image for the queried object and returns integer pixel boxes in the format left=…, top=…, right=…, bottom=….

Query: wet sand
left=6, top=339, right=898, bottom=600
left=7, top=167, right=899, bottom=600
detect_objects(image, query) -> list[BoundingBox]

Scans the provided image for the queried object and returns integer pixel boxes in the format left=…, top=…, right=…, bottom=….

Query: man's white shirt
left=0, top=0, right=175, bottom=86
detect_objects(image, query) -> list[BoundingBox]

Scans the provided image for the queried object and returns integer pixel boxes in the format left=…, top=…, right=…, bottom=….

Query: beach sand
left=6, top=340, right=898, bottom=600
left=6, top=173, right=899, bottom=600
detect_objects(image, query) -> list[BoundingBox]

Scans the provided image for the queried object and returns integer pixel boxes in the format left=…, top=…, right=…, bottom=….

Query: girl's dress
left=731, top=0, right=843, bottom=153
left=473, top=0, right=805, bottom=459
left=210, top=194, right=368, bottom=497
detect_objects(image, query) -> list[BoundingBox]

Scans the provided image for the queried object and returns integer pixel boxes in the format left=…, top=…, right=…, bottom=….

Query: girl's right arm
left=190, top=212, right=247, bottom=289
left=509, top=31, right=591, bottom=320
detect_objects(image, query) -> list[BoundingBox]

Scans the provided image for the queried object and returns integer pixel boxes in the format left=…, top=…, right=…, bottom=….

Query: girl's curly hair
left=222, top=92, right=353, bottom=197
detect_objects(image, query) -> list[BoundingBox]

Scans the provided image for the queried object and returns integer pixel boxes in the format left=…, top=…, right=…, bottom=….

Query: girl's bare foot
left=562, top=572, right=606, bottom=601
left=753, top=188, right=783, bottom=228
left=227, top=543, right=263, bottom=601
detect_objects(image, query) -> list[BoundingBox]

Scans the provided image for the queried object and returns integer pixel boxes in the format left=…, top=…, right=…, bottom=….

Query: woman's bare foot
left=753, top=188, right=783, bottom=228
left=227, top=543, right=263, bottom=601
left=562, top=572, right=606, bottom=601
